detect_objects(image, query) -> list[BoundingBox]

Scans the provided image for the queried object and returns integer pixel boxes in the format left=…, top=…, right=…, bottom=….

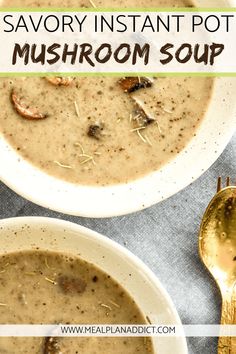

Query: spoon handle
left=218, top=294, right=236, bottom=354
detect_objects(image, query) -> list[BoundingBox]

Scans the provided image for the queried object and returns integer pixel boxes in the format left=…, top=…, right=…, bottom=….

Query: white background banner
left=0, top=325, right=236, bottom=337
left=0, top=10, right=235, bottom=74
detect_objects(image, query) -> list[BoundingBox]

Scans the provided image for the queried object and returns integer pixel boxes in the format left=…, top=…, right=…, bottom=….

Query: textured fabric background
left=0, top=135, right=235, bottom=354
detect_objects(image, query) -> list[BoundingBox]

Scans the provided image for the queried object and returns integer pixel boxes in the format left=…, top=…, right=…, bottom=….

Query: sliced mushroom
left=87, top=123, right=104, bottom=140
left=44, top=337, right=62, bottom=354
left=45, top=77, right=74, bottom=86
left=11, top=90, right=47, bottom=120
left=58, top=276, right=86, bottom=295
left=118, top=77, right=153, bottom=93
left=132, top=97, right=155, bottom=127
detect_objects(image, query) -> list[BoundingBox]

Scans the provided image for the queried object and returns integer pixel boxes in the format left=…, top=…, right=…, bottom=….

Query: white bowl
left=0, top=216, right=187, bottom=354
left=1, top=1, right=236, bottom=218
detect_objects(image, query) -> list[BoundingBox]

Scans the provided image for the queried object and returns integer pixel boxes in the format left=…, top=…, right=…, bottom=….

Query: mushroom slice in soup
left=118, top=77, right=153, bottom=93
left=45, top=77, right=74, bottom=86
left=87, top=123, right=104, bottom=140
left=11, top=90, right=48, bottom=120
left=58, top=275, right=87, bottom=295
left=131, top=97, right=155, bottom=127
left=44, top=337, right=62, bottom=354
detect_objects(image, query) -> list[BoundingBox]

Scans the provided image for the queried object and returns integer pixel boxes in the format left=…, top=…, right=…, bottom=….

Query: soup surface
left=0, top=0, right=213, bottom=186
left=0, top=250, right=153, bottom=354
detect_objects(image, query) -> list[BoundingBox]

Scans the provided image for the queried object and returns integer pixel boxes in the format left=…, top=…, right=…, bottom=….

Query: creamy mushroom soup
left=0, top=250, right=154, bottom=354
left=0, top=0, right=213, bottom=186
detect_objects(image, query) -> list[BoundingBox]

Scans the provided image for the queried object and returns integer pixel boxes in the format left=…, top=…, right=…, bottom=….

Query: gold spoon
left=199, top=177, right=236, bottom=354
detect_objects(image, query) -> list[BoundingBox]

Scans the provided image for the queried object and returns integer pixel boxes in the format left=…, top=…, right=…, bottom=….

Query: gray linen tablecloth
left=0, top=134, right=235, bottom=354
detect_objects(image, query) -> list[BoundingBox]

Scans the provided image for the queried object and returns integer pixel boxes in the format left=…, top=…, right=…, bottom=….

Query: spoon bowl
left=199, top=180, right=236, bottom=353
left=199, top=186, right=236, bottom=291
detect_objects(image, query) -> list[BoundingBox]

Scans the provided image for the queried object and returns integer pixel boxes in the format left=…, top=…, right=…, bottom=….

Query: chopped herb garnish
left=100, top=303, right=112, bottom=311
left=74, top=142, right=96, bottom=165
left=45, top=277, right=57, bottom=285
left=89, top=0, right=97, bottom=7
left=25, top=271, right=37, bottom=276
left=108, top=300, right=120, bottom=308
left=53, top=161, right=72, bottom=169
left=74, top=101, right=80, bottom=118
left=137, top=129, right=147, bottom=144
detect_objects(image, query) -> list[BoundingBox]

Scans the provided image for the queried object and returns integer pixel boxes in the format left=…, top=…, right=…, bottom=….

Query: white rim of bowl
left=0, top=216, right=188, bottom=354
left=1, top=77, right=236, bottom=217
